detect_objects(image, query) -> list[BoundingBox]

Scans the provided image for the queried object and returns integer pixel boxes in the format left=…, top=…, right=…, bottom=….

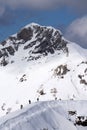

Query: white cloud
left=65, top=16, right=87, bottom=48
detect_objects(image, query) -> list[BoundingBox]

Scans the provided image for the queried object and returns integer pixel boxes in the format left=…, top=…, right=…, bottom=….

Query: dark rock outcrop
left=54, top=64, right=70, bottom=77
left=80, top=79, right=87, bottom=85
left=75, top=116, right=87, bottom=126
left=68, top=111, right=77, bottom=116
left=17, top=28, right=33, bottom=41
left=0, top=58, right=8, bottom=66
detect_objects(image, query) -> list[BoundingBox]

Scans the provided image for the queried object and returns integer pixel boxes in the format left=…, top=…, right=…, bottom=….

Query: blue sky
left=0, top=0, right=87, bottom=48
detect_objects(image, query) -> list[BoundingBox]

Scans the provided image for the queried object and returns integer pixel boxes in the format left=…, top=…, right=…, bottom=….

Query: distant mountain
left=0, top=23, right=87, bottom=117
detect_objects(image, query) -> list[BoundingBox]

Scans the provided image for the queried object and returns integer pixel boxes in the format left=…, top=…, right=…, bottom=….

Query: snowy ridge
left=0, top=101, right=87, bottom=130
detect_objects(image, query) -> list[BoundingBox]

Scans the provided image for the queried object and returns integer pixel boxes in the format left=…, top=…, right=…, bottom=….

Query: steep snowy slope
left=0, top=23, right=87, bottom=117
left=0, top=101, right=87, bottom=130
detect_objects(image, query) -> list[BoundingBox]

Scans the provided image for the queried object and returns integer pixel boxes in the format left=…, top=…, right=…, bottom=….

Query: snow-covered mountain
left=0, top=101, right=87, bottom=130
left=0, top=23, right=87, bottom=117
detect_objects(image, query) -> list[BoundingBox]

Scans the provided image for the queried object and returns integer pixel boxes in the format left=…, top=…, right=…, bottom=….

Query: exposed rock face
left=0, top=46, right=15, bottom=64
left=80, top=79, right=87, bottom=85
left=78, top=66, right=87, bottom=86
left=75, top=116, right=87, bottom=126
left=0, top=23, right=69, bottom=66
left=54, top=64, right=70, bottom=77
left=17, top=28, right=33, bottom=41
left=31, top=27, right=67, bottom=55
left=5, top=46, right=15, bottom=55
left=19, top=74, right=27, bottom=82
left=68, top=111, right=77, bottom=116
left=0, top=58, right=8, bottom=66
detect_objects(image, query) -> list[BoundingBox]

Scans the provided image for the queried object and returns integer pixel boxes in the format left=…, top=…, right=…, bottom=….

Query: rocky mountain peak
left=0, top=23, right=68, bottom=66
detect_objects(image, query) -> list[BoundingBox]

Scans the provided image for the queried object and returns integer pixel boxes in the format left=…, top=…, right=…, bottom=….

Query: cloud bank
left=0, top=6, right=5, bottom=17
left=0, top=0, right=87, bottom=25
left=65, top=16, right=87, bottom=48
left=0, top=0, right=87, bottom=12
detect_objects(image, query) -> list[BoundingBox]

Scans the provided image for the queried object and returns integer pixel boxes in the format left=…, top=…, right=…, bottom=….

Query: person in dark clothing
left=55, top=97, right=57, bottom=100
left=20, top=104, right=23, bottom=109
left=37, top=98, right=39, bottom=101
left=29, top=100, right=31, bottom=104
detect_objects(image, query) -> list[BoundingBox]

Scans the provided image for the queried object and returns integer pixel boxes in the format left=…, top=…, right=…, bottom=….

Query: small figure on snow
left=37, top=98, right=39, bottom=101
left=20, top=104, right=23, bottom=109
left=29, top=100, right=31, bottom=104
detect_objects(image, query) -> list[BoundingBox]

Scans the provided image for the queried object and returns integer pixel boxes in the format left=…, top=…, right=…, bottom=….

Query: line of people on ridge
left=20, top=97, right=58, bottom=109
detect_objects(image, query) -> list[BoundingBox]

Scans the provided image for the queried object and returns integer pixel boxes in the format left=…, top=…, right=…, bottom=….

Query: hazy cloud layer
left=0, top=0, right=87, bottom=12
left=0, top=6, right=5, bottom=16
left=65, top=16, right=87, bottom=48
left=0, top=0, right=87, bottom=25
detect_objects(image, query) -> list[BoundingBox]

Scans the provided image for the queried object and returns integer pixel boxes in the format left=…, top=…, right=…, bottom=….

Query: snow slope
left=0, top=101, right=87, bottom=130
left=0, top=23, right=87, bottom=117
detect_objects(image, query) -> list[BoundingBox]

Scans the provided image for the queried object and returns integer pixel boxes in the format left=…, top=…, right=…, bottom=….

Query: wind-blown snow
left=0, top=101, right=87, bottom=130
